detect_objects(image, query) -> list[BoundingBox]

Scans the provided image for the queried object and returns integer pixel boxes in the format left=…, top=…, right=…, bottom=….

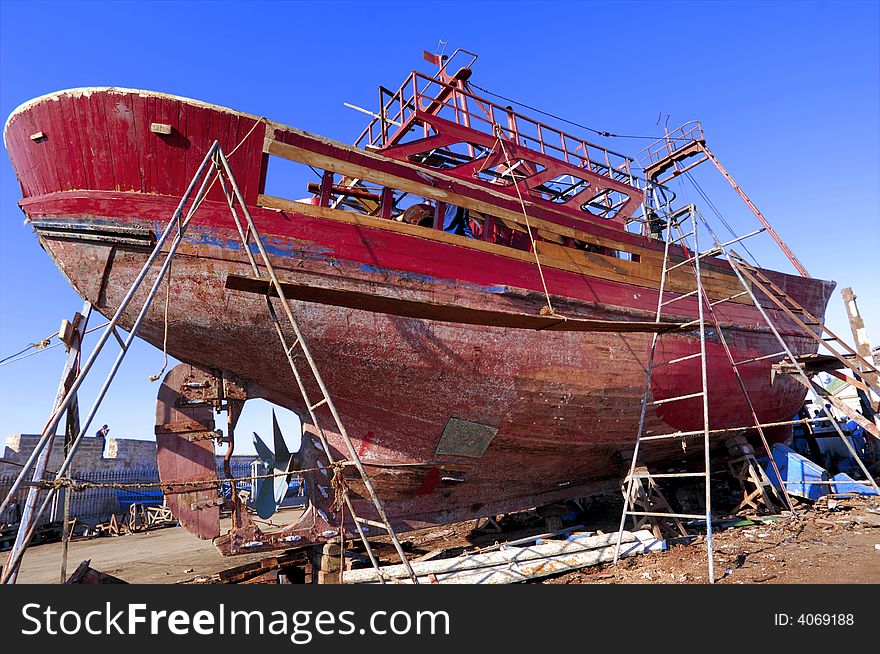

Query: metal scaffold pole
left=1, top=142, right=221, bottom=583
left=2, top=142, right=418, bottom=585
left=212, top=149, right=419, bottom=584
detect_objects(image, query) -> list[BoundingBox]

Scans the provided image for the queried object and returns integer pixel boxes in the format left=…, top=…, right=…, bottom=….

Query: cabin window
left=531, top=173, right=589, bottom=204
left=475, top=158, right=545, bottom=187
left=580, top=188, right=630, bottom=220
left=408, top=141, right=493, bottom=170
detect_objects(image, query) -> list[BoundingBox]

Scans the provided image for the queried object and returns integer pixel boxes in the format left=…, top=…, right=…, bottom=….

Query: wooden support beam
left=791, top=375, right=879, bottom=441
left=225, top=274, right=688, bottom=333
left=842, top=287, right=880, bottom=414
left=257, top=193, right=751, bottom=305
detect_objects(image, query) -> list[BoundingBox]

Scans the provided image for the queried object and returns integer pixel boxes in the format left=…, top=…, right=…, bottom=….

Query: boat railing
left=354, top=70, right=638, bottom=188
left=636, top=121, right=704, bottom=171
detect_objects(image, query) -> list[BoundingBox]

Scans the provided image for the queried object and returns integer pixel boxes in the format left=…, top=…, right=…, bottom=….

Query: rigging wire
left=468, top=82, right=686, bottom=142
left=0, top=343, right=48, bottom=366
left=683, top=171, right=761, bottom=267
left=0, top=322, right=110, bottom=369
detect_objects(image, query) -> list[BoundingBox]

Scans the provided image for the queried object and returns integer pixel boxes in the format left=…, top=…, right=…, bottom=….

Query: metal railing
left=636, top=121, right=704, bottom=170
left=355, top=70, right=637, bottom=186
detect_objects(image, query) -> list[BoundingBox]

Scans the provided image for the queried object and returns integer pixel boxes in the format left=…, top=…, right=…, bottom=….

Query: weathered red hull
left=4, top=88, right=835, bottom=553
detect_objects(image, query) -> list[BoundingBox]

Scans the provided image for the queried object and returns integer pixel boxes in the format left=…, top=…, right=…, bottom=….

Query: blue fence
left=0, top=461, right=257, bottom=527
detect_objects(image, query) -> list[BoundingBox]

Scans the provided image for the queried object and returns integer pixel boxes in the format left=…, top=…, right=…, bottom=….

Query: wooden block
left=321, top=542, right=342, bottom=557
left=30, top=131, right=46, bottom=141
left=317, top=570, right=340, bottom=584
left=320, top=555, right=341, bottom=573
left=150, top=122, right=172, bottom=135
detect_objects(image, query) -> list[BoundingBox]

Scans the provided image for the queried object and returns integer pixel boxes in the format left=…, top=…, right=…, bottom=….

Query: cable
left=0, top=343, right=42, bottom=366
left=0, top=322, right=110, bottom=369
left=468, top=82, right=684, bottom=142
left=0, top=342, right=64, bottom=368
left=683, top=171, right=761, bottom=266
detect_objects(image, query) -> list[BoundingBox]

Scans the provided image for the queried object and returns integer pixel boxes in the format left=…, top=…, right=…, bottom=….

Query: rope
left=147, top=117, right=266, bottom=382
left=492, top=124, right=557, bottom=316
left=329, top=461, right=348, bottom=513
left=22, top=465, right=323, bottom=493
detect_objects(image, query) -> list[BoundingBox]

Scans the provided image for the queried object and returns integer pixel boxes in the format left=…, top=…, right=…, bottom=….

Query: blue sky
left=1, top=0, right=878, bottom=455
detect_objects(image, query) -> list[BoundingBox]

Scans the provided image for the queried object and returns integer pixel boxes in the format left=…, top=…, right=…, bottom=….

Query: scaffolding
left=0, top=143, right=418, bottom=584
left=613, top=123, right=880, bottom=581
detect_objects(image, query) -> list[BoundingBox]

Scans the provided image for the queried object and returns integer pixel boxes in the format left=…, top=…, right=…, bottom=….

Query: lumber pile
left=343, top=530, right=663, bottom=584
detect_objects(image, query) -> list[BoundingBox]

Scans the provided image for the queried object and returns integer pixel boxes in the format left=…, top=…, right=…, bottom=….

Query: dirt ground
left=382, top=493, right=880, bottom=585
left=4, top=495, right=879, bottom=584
left=1, top=512, right=305, bottom=584
left=549, top=496, right=880, bottom=585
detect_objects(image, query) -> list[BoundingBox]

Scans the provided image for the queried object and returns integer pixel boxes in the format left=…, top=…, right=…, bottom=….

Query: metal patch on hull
left=435, top=417, right=498, bottom=458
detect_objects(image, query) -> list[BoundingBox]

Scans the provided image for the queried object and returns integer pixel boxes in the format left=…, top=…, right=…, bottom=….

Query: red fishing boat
left=4, top=50, right=834, bottom=554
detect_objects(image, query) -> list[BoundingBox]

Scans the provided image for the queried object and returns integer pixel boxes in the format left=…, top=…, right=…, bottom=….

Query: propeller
left=252, top=410, right=296, bottom=519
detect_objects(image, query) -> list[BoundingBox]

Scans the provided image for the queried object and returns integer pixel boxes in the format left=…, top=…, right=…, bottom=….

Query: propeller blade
left=272, top=409, right=291, bottom=461
left=253, top=431, right=274, bottom=467
left=273, top=471, right=289, bottom=507
left=252, top=412, right=299, bottom=518
left=254, top=468, right=279, bottom=519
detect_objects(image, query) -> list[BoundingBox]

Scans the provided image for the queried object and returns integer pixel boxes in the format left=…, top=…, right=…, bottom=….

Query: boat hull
left=4, top=88, right=836, bottom=552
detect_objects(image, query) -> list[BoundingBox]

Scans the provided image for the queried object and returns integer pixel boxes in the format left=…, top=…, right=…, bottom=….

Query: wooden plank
left=796, top=377, right=879, bottom=440
left=42, top=94, right=75, bottom=192
left=265, top=121, right=649, bottom=249
left=258, top=193, right=750, bottom=304
left=224, top=274, right=686, bottom=333
left=65, top=559, right=128, bottom=584
left=64, top=92, right=95, bottom=192
left=842, top=287, right=880, bottom=393
left=129, top=94, right=146, bottom=192
left=264, top=138, right=645, bottom=256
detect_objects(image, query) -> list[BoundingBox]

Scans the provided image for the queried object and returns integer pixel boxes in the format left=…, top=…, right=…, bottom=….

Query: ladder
left=613, top=205, right=718, bottom=583
left=694, top=217, right=880, bottom=495
left=614, top=200, right=880, bottom=582
left=612, top=198, right=813, bottom=582
left=727, top=253, right=880, bottom=397
left=211, top=150, right=419, bottom=583
left=0, top=143, right=418, bottom=584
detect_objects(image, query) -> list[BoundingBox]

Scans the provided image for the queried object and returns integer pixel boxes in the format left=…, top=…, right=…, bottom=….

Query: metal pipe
left=218, top=150, right=419, bottom=582
left=0, top=141, right=219, bottom=521
left=2, top=145, right=220, bottom=583
left=689, top=208, right=716, bottom=584
left=215, top=160, right=398, bottom=584
left=720, top=258, right=880, bottom=495
left=613, top=208, right=675, bottom=564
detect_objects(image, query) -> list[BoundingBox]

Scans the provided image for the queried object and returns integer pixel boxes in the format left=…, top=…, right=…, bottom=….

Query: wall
left=1, top=435, right=257, bottom=526
left=1, top=434, right=256, bottom=476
